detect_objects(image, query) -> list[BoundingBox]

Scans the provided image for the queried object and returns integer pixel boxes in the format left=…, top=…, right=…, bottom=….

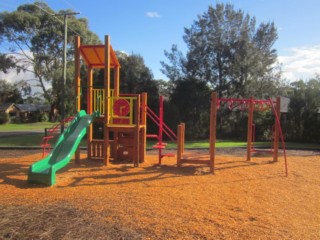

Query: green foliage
left=0, top=80, right=26, bottom=104
left=170, top=78, right=211, bottom=139
left=0, top=111, right=9, bottom=124
left=0, top=54, right=15, bottom=73
left=40, top=112, right=49, bottom=122
left=160, top=3, right=285, bottom=140
left=118, top=52, right=158, bottom=96
left=162, top=3, right=280, bottom=99
left=0, top=1, right=100, bottom=118
left=285, top=77, right=320, bottom=142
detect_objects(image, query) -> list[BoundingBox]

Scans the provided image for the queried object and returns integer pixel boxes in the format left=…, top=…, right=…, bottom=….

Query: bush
left=9, top=116, right=21, bottom=124
left=40, top=112, right=49, bottom=122
left=0, top=111, right=9, bottom=124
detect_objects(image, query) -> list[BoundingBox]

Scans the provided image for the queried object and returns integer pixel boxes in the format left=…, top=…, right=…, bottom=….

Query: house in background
left=0, top=103, right=50, bottom=122
left=0, top=103, right=15, bottom=117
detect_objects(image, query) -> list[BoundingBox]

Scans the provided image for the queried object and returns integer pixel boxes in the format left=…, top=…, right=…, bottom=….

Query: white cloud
left=278, top=45, right=320, bottom=81
left=146, top=11, right=161, bottom=18
left=0, top=52, right=51, bottom=94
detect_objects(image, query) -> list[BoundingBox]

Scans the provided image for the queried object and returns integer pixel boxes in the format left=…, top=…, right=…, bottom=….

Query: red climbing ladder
left=146, top=96, right=177, bottom=164
left=40, top=116, right=75, bottom=157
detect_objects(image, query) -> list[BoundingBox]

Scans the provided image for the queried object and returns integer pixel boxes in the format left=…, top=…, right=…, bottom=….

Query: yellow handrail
left=93, top=89, right=105, bottom=114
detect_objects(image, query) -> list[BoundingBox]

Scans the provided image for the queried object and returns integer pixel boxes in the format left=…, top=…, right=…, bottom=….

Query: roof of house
left=14, top=104, right=50, bottom=112
left=15, top=104, right=38, bottom=112
left=0, top=103, right=14, bottom=111
left=36, top=104, right=51, bottom=112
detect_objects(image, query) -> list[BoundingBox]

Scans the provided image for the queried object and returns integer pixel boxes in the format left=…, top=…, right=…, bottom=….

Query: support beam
left=273, top=97, right=281, bottom=162
left=181, top=123, right=185, bottom=154
left=140, top=92, right=147, bottom=163
left=246, top=97, right=254, bottom=161
left=177, top=124, right=182, bottom=167
left=74, top=36, right=81, bottom=163
left=134, top=95, right=141, bottom=167
left=103, top=35, right=111, bottom=165
left=209, top=92, right=217, bottom=174
left=74, top=36, right=81, bottom=112
left=87, top=66, right=93, bottom=159
left=114, top=66, right=120, bottom=97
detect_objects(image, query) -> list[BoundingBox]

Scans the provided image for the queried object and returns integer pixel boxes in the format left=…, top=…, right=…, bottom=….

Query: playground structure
left=74, top=35, right=147, bottom=166
left=177, top=92, right=288, bottom=176
left=28, top=34, right=288, bottom=185
left=74, top=35, right=175, bottom=166
left=28, top=35, right=174, bottom=185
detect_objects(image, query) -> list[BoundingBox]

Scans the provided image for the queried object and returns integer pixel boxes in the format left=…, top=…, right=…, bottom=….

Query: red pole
left=270, top=99, right=288, bottom=177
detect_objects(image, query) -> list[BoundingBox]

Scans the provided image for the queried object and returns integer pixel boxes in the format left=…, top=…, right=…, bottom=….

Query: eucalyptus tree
left=0, top=1, right=100, bottom=115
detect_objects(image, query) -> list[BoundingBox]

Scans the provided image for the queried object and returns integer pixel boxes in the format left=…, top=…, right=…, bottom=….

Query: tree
left=0, top=79, right=31, bottom=104
left=0, top=54, right=15, bottom=73
left=161, top=44, right=186, bottom=83
left=117, top=52, right=159, bottom=105
left=117, top=52, right=156, bottom=93
left=161, top=3, right=280, bottom=99
left=285, top=77, right=320, bottom=142
left=0, top=1, right=100, bottom=117
left=170, top=78, right=212, bottom=139
left=0, top=20, right=16, bottom=73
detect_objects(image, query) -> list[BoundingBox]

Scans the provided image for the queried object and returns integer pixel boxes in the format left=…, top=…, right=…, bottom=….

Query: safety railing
left=92, top=89, right=105, bottom=114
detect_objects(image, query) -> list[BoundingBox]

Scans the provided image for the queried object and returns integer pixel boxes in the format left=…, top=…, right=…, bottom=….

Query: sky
left=1, top=0, right=320, bottom=84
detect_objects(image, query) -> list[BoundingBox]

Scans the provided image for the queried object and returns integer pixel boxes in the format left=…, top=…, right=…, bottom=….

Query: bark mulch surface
left=0, top=149, right=319, bottom=239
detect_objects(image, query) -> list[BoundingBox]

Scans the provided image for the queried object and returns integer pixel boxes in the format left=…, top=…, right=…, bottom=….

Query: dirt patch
left=0, top=149, right=320, bottom=239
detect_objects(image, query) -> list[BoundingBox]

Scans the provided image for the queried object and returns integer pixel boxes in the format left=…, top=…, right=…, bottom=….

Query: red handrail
left=146, top=106, right=177, bottom=142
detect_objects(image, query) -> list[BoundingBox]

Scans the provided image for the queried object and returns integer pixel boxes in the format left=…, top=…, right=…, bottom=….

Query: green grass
left=0, top=131, right=318, bottom=151
left=0, top=122, right=54, bottom=132
left=0, top=134, right=44, bottom=146
left=146, top=139, right=319, bottom=150
left=0, top=133, right=86, bottom=147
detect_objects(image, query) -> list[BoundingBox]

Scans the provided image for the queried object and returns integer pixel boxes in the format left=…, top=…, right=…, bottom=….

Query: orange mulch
left=0, top=149, right=320, bottom=239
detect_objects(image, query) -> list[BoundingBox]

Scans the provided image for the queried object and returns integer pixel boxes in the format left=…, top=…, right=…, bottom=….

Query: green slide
left=28, top=110, right=98, bottom=186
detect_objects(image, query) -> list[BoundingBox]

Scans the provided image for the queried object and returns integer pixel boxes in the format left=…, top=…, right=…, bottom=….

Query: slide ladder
left=40, top=116, right=75, bottom=157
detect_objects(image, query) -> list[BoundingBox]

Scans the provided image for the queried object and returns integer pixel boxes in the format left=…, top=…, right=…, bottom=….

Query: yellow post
left=246, top=97, right=254, bottom=161
left=103, top=35, right=111, bottom=165
left=209, top=92, right=217, bottom=174
left=273, top=97, right=281, bottom=162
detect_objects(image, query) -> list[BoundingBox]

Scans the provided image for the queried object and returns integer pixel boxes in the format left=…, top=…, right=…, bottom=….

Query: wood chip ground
left=0, top=149, right=319, bottom=239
